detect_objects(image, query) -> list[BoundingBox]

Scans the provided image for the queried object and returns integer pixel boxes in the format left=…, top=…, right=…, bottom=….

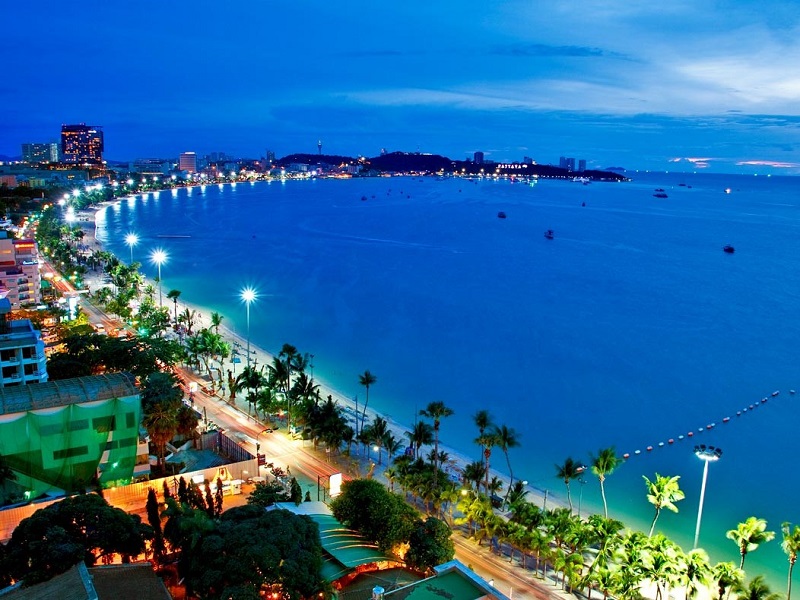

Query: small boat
left=653, top=192, right=668, bottom=198
left=497, top=211, right=507, bottom=219
left=654, top=188, right=665, bottom=192
left=723, top=245, right=735, bottom=253
left=544, top=229, right=554, bottom=239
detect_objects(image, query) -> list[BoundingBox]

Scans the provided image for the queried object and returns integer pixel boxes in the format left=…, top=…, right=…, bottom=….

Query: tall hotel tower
left=60, top=124, right=104, bottom=165
left=179, top=151, right=197, bottom=173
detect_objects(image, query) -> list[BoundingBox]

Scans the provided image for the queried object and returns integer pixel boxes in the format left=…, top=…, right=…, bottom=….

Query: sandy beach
left=78, top=197, right=554, bottom=512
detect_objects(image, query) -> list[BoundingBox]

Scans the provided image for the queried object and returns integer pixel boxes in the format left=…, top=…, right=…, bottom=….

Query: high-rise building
left=578, top=159, right=586, bottom=172
left=0, top=231, right=42, bottom=308
left=559, top=156, right=575, bottom=171
left=60, top=124, right=104, bottom=165
left=21, top=143, right=59, bottom=164
left=0, top=297, right=47, bottom=387
left=474, top=151, right=484, bottom=164
left=179, top=151, right=197, bottom=173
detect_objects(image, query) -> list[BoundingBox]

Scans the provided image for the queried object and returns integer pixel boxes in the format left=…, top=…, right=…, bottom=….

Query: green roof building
left=0, top=373, right=142, bottom=501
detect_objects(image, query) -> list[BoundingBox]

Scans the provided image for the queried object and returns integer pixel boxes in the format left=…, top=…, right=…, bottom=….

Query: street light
left=255, top=428, right=270, bottom=467
left=693, top=445, right=722, bottom=549
left=150, top=248, right=168, bottom=307
left=125, top=232, right=139, bottom=264
left=240, top=287, right=257, bottom=369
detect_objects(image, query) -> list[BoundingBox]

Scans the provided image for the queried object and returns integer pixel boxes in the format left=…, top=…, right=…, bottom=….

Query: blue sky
left=3, top=0, right=800, bottom=173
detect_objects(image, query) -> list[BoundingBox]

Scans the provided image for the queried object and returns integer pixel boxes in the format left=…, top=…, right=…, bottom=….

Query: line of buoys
left=621, top=388, right=790, bottom=460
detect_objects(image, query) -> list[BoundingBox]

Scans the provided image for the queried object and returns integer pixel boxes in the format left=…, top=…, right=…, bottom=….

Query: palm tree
left=420, top=401, right=454, bottom=488
left=733, top=576, right=783, bottom=600
left=143, top=403, right=179, bottom=469
left=495, top=424, right=520, bottom=505
left=712, top=561, right=743, bottom=600
left=368, top=416, right=389, bottom=465
left=166, top=289, right=181, bottom=326
left=210, top=311, right=223, bottom=334
left=590, top=446, right=622, bottom=518
left=782, top=522, right=800, bottom=600
left=555, top=457, right=584, bottom=513
left=643, top=473, right=685, bottom=537
left=475, top=431, right=499, bottom=497
left=727, top=516, right=775, bottom=570
left=178, top=307, right=197, bottom=335
left=404, top=421, right=433, bottom=460
left=473, top=409, right=493, bottom=458
left=681, top=548, right=713, bottom=600
left=358, top=370, right=377, bottom=436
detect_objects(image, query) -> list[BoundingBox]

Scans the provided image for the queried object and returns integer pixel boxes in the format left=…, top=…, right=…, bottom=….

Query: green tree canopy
left=4, top=494, right=150, bottom=585
left=330, top=478, right=418, bottom=553
left=405, top=516, right=455, bottom=574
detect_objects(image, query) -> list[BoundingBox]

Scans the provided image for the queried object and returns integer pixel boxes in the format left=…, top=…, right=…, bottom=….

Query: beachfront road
left=183, top=368, right=569, bottom=600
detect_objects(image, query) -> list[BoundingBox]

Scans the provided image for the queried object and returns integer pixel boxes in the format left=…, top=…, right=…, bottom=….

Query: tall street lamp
left=125, top=232, right=139, bottom=264
left=150, top=248, right=168, bottom=308
left=693, top=444, right=722, bottom=549
left=240, top=287, right=257, bottom=369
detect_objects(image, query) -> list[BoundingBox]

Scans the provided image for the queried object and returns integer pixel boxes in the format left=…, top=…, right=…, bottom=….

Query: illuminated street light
left=240, top=287, right=257, bottom=369
left=693, top=445, right=722, bottom=549
left=150, top=248, right=168, bottom=307
left=125, top=232, right=139, bottom=264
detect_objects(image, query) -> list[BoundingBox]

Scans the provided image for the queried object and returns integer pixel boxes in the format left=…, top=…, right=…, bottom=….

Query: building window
left=93, top=416, right=116, bottom=433
left=126, top=412, right=135, bottom=428
left=67, top=419, right=89, bottom=431
left=53, top=446, right=89, bottom=460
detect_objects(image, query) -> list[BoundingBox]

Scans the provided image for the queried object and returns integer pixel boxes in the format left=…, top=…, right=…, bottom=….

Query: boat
left=544, top=229, right=554, bottom=239
left=653, top=192, right=668, bottom=198
left=497, top=211, right=507, bottom=219
left=723, top=245, right=735, bottom=253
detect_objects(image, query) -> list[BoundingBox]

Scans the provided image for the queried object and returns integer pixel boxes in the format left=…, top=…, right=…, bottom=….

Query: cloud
left=491, top=43, right=609, bottom=58
left=736, top=160, right=800, bottom=168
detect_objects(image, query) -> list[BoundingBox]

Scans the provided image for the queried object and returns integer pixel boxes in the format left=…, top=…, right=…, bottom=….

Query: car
left=93, top=323, right=106, bottom=333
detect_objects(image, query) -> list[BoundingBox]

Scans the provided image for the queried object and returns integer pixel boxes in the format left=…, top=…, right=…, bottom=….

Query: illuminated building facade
left=0, top=297, right=47, bottom=388
left=179, top=151, right=197, bottom=173
left=61, top=124, right=104, bottom=165
left=21, top=143, right=59, bottom=164
left=0, top=232, right=41, bottom=308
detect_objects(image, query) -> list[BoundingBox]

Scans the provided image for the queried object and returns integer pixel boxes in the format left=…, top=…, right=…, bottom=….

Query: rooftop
left=0, top=372, right=138, bottom=415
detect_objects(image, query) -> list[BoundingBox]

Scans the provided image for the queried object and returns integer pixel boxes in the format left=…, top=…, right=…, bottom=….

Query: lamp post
left=240, top=287, right=257, bottom=369
left=693, top=445, right=722, bottom=549
left=150, top=248, right=167, bottom=308
left=125, top=232, right=138, bottom=264
left=255, top=428, right=269, bottom=468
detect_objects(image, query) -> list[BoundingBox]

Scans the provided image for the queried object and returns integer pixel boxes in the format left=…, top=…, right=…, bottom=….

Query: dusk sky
left=4, top=1, right=800, bottom=173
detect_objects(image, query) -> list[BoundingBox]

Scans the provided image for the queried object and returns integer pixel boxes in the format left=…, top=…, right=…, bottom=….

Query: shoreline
left=81, top=194, right=555, bottom=512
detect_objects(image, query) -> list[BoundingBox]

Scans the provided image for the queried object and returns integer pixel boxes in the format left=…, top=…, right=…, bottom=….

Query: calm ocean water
left=97, top=173, right=800, bottom=583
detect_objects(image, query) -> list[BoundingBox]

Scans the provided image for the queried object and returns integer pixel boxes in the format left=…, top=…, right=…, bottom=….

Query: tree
left=681, top=548, right=712, bottom=600
left=591, top=446, right=622, bottom=519
left=146, top=488, right=166, bottom=563
left=405, top=421, right=433, bottom=460
left=733, top=576, right=783, bottom=600
left=475, top=431, right=499, bottom=497
left=473, top=410, right=493, bottom=459
left=210, top=311, right=223, bottom=334
left=247, top=481, right=290, bottom=508
left=782, top=522, right=800, bottom=600
left=405, top=517, right=455, bottom=573
left=712, top=561, right=743, bottom=600
left=495, top=424, right=520, bottom=505
left=358, top=370, right=377, bottom=436
left=555, top=457, right=584, bottom=513
left=726, top=516, right=775, bottom=569
left=182, top=505, right=326, bottom=600
left=166, top=289, right=181, bottom=326
left=643, top=473, right=684, bottom=537
left=330, top=478, right=418, bottom=553
left=419, top=401, right=454, bottom=488
left=6, top=494, right=150, bottom=585
left=143, top=402, right=179, bottom=469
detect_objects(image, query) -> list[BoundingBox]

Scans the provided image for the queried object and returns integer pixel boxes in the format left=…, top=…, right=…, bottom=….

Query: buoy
left=698, top=428, right=704, bottom=432
left=635, top=449, right=641, bottom=455
left=743, top=408, right=748, bottom=412
left=687, top=431, right=694, bottom=437
left=678, top=435, right=684, bottom=440
left=723, top=417, right=730, bottom=423
left=749, top=404, right=755, bottom=409
left=668, top=438, right=675, bottom=444
left=790, top=390, right=795, bottom=394
left=623, top=453, right=630, bottom=459
left=646, top=446, right=653, bottom=452
left=772, top=390, right=780, bottom=397
left=736, top=411, right=742, bottom=416
left=762, top=398, right=767, bottom=403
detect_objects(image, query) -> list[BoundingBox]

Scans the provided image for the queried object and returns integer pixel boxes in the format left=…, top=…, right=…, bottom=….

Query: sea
left=96, top=172, right=800, bottom=585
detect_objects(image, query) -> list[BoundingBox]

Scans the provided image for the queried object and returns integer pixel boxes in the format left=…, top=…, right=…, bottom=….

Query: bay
left=96, top=173, right=800, bottom=584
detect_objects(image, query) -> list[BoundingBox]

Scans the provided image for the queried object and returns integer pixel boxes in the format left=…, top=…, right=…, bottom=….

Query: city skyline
left=3, top=1, right=800, bottom=174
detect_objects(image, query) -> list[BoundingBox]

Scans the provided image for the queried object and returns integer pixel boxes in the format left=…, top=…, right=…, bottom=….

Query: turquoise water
left=97, top=174, right=800, bottom=584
